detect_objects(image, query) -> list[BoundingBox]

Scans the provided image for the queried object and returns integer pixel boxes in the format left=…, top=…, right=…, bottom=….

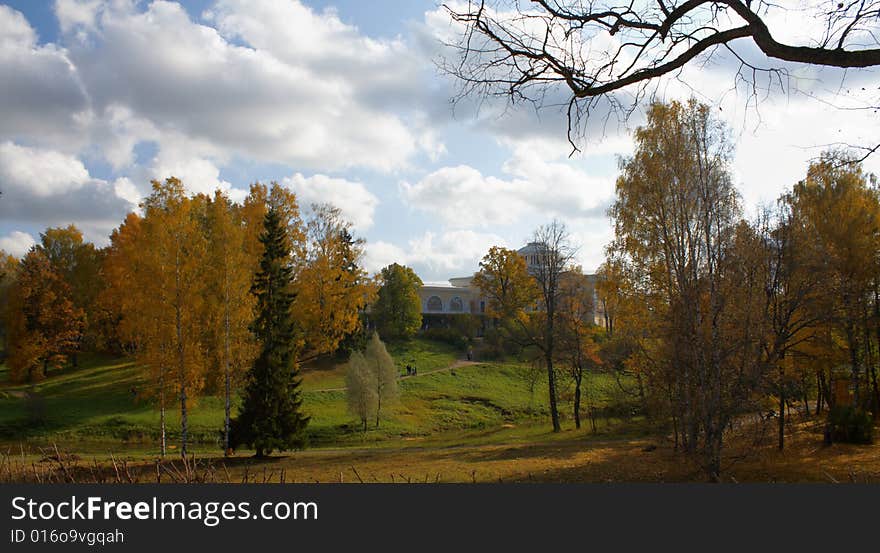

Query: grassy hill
left=0, top=339, right=628, bottom=456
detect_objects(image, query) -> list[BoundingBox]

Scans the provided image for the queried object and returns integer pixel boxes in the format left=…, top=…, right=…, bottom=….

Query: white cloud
left=0, top=142, right=135, bottom=243
left=363, top=230, right=508, bottom=277
left=0, top=230, right=35, bottom=258
left=55, top=0, right=103, bottom=35
left=0, top=141, right=91, bottom=196
left=401, top=150, right=614, bottom=229
left=0, top=6, right=90, bottom=148
left=56, top=0, right=436, bottom=173
left=282, top=173, right=379, bottom=231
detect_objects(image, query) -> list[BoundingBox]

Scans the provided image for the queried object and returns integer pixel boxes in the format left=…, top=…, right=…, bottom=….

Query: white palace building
left=416, top=243, right=603, bottom=325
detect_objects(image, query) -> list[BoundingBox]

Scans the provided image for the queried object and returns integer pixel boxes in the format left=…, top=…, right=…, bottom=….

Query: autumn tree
left=364, top=332, right=398, bottom=428
left=472, top=246, right=538, bottom=325
left=241, top=182, right=307, bottom=274
left=295, top=204, right=376, bottom=361
left=444, top=1, right=880, bottom=153
left=36, top=225, right=103, bottom=361
left=345, top=351, right=377, bottom=433
left=138, top=178, right=208, bottom=457
left=0, top=251, right=17, bottom=357
left=5, top=249, right=84, bottom=383
left=204, top=191, right=256, bottom=454
left=787, top=152, right=880, bottom=416
left=527, top=220, right=577, bottom=433
left=231, top=207, right=309, bottom=457
left=609, top=99, right=760, bottom=479
left=373, top=263, right=423, bottom=340
left=100, top=211, right=177, bottom=455
left=556, top=268, right=603, bottom=430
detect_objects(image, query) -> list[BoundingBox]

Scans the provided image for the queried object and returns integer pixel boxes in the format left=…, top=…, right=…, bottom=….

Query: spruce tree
left=230, top=207, right=309, bottom=457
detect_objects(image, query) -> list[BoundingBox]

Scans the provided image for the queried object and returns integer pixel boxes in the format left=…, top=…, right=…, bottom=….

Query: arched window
left=449, top=297, right=464, bottom=312
left=427, top=296, right=443, bottom=312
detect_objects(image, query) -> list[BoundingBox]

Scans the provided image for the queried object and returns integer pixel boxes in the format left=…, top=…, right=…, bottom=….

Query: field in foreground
left=1, top=342, right=879, bottom=483
left=3, top=420, right=879, bottom=483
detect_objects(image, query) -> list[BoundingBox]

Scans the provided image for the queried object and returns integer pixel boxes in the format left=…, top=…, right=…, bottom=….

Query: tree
left=204, top=191, right=257, bottom=454
left=231, top=207, right=310, bottom=458
left=444, top=1, right=880, bottom=151
left=373, top=264, right=423, bottom=340
left=364, top=332, right=398, bottom=428
left=295, top=204, right=377, bottom=360
left=345, top=351, right=378, bottom=433
left=139, top=178, right=207, bottom=457
left=787, top=152, right=880, bottom=415
left=609, top=99, right=757, bottom=480
left=556, top=267, right=603, bottom=430
left=100, top=211, right=177, bottom=454
left=36, top=225, right=103, bottom=362
left=5, top=249, right=84, bottom=383
left=529, top=220, right=577, bottom=433
left=345, top=333, right=399, bottom=431
left=0, top=251, right=17, bottom=357
left=472, top=246, right=538, bottom=324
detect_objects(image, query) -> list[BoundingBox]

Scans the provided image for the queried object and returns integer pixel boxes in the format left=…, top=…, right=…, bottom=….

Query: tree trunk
left=573, top=372, right=582, bottom=430
left=778, top=364, right=785, bottom=451
left=546, top=354, right=561, bottom=432
left=159, top=369, right=166, bottom=458
left=177, top=307, right=188, bottom=458
left=223, top=304, right=231, bottom=455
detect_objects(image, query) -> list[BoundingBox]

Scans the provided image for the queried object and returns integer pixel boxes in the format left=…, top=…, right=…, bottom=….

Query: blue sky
left=0, top=1, right=877, bottom=280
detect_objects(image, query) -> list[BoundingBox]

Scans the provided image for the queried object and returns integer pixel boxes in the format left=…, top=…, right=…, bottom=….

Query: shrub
left=827, top=406, right=874, bottom=444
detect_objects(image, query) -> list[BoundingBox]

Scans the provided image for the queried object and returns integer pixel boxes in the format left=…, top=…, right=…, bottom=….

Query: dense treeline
left=599, top=101, right=880, bottom=479
left=471, top=100, right=880, bottom=480
left=0, top=178, right=377, bottom=456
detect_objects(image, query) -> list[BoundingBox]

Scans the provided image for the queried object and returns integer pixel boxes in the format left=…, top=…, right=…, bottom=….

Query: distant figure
left=466, top=348, right=473, bottom=361
left=413, top=367, right=418, bottom=376
left=405, top=364, right=413, bottom=376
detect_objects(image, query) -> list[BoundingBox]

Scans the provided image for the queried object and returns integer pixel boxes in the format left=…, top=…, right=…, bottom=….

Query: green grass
left=298, top=338, right=460, bottom=392
left=0, top=340, right=630, bottom=456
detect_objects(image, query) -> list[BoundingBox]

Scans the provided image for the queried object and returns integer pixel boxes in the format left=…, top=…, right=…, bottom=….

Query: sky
left=0, top=0, right=878, bottom=282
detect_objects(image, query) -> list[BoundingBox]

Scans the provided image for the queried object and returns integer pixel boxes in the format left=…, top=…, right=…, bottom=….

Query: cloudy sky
left=0, top=0, right=878, bottom=281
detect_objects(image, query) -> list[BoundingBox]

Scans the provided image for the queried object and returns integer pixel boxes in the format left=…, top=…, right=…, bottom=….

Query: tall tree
left=5, top=249, right=84, bottom=383
left=231, top=207, right=310, bottom=458
left=0, top=251, right=17, bottom=357
left=529, top=220, right=577, bottom=433
left=295, top=204, right=377, bottom=360
left=364, top=332, right=398, bottom=428
left=140, top=178, right=207, bottom=457
left=472, top=246, right=538, bottom=324
left=204, top=191, right=256, bottom=454
left=100, top=212, right=176, bottom=454
left=373, top=264, right=423, bottom=340
left=345, top=351, right=377, bottom=433
left=609, top=99, right=756, bottom=480
left=788, top=152, right=880, bottom=412
left=36, top=225, right=102, bottom=362
left=556, top=267, right=603, bottom=430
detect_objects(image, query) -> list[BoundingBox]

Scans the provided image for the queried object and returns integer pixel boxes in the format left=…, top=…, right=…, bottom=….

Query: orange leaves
left=5, top=248, right=84, bottom=383
left=473, top=246, right=538, bottom=322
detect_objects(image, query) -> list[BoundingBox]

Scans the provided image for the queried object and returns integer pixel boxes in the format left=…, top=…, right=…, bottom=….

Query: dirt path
left=312, top=359, right=480, bottom=393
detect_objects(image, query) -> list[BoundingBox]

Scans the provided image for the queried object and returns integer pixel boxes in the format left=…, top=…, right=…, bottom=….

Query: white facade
left=416, top=243, right=604, bottom=326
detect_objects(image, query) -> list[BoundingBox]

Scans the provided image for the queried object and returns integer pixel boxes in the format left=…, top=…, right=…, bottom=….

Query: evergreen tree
left=231, top=207, right=309, bottom=457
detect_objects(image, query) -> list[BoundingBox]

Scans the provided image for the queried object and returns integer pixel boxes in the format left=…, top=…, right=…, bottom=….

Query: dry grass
left=4, top=420, right=879, bottom=483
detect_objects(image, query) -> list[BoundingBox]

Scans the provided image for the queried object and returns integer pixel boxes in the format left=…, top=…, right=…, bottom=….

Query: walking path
left=312, top=359, right=480, bottom=393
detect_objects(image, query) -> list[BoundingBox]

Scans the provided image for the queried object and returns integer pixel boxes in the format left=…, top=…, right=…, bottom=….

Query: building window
left=450, top=297, right=463, bottom=312
left=480, top=301, right=486, bottom=313
left=427, top=296, right=443, bottom=312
